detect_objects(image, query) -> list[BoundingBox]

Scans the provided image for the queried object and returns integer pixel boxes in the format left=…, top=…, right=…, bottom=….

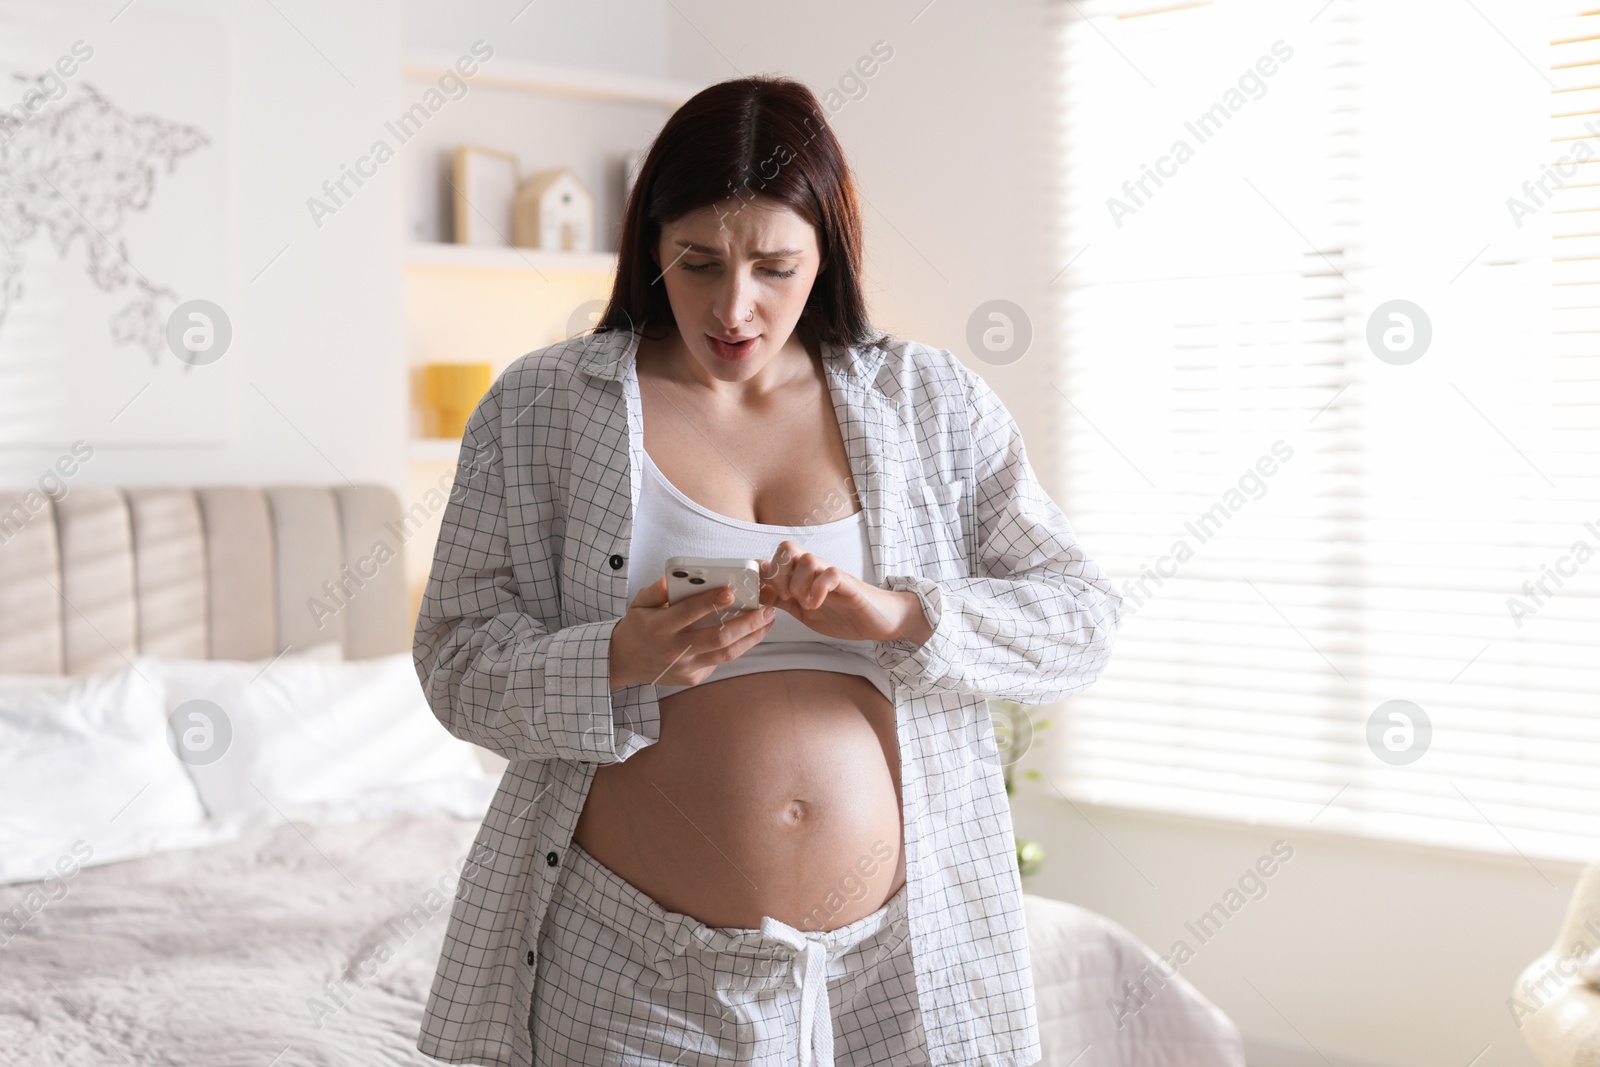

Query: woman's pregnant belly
left=572, top=668, right=906, bottom=933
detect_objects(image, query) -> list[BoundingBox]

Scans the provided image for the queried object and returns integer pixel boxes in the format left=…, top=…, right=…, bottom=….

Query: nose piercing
left=744, top=308, right=754, bottom=321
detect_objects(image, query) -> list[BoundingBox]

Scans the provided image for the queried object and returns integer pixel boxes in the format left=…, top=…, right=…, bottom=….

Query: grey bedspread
left=0, top=813, right=1241, bottom=1066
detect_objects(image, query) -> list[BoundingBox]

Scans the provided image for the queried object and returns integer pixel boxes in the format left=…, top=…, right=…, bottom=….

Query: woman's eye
left=679, top=262, right=796, bottom=278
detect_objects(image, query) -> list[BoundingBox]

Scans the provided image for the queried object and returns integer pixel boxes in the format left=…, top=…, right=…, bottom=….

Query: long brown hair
left=596, top=75, right=887, bottom=352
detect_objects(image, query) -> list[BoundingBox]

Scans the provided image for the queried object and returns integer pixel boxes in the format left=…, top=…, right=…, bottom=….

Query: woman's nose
left=712, top=271, right=752, bottom=327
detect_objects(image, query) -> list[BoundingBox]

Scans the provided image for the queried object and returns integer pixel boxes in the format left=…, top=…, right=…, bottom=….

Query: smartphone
left=665, top=556, right=762, bottom=630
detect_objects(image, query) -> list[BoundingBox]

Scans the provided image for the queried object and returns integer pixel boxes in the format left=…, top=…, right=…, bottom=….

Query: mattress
left=0, top=812, right=480, bottom=1066
left=0, top=812, right=1242, bottom=1066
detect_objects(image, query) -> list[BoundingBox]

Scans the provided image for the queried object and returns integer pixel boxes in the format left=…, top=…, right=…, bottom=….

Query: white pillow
left=284, top=639, right=345, bottom=662
left=0, top=640, right=343, bottom=694
left=146, top=651, right=494, bottom=831
left=0, top=662, right=213, bottom=886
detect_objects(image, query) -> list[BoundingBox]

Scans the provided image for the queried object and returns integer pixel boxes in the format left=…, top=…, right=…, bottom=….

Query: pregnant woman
left=413, top=76, right=1122, bottom=1067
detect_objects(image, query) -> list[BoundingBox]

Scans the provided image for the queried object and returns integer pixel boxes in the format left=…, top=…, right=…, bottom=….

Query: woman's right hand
left=608, top=577, right=777, bottom=689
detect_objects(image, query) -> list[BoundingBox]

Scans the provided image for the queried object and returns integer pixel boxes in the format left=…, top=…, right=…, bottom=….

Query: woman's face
left=650, top=196, right=826, bottom=382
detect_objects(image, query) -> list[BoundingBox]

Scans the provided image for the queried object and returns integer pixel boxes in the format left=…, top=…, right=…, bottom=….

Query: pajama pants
left=529, top=838, right=931, bottom=1067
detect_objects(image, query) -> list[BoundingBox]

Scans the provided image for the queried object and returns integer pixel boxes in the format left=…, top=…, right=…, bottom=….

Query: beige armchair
left=1515, top=858, right=1600, bottom=1066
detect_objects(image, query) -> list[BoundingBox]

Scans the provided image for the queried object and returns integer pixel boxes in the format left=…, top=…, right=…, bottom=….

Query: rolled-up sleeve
left=876, top=365, right=1123, bottom=704
left=412, top=377, right=661, bottom=764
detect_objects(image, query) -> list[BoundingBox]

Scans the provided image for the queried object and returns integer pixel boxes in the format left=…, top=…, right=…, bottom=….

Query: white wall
left=664, top=3, right=1582, bottom=1065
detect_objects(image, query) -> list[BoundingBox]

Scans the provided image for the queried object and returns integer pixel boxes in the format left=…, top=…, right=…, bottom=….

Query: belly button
left=784, top=800, right=808, bottom=823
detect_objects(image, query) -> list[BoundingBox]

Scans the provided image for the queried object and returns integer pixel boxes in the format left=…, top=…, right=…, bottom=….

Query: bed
left=0, top=484, right=1243, bottom=1066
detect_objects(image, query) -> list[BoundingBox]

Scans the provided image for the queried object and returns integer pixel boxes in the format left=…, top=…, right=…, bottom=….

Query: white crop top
left=624, top=448, right=894, bottom=702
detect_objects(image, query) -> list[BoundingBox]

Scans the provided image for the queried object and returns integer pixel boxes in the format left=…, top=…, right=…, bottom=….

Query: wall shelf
left=409, top=437, right=463, bottom=463
left=400, top=53, right=663, bottom=609
left=405, top=242, right=618, bottom=275
left=403, top=51, right=705, bottom=107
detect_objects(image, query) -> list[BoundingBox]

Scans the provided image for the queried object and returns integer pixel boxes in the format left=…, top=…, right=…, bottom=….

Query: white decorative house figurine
left=512, top=166, right=594, bottom=252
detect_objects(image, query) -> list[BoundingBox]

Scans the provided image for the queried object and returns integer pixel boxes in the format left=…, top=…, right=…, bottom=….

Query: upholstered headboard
left=0, top=485, right=411, bottom=675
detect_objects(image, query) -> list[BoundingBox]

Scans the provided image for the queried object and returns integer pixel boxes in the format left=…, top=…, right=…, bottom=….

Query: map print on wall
left=0, top=2, right=229, bottom=447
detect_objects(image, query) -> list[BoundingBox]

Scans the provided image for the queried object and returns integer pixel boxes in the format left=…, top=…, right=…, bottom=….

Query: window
left=1048, top=0, right=1599, bottom=866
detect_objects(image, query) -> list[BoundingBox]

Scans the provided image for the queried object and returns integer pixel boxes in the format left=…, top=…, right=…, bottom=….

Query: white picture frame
left=452, top=146, right=519, bottom=246
left=0, top=1, right=230, bottom=448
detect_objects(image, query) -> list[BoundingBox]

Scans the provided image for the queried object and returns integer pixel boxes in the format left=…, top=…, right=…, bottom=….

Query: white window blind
left=1047, top=0, right=1600, bottom=866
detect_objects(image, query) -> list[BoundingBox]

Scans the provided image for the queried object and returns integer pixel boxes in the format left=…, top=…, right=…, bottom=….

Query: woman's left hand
left=759, top=540, right=920, bottom=644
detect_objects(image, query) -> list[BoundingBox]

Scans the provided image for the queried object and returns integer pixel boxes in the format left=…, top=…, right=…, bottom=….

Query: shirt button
left=546, top=851, right=560, bottom=867
left=526, top=949, right=535, bottom=966
left=608, top=554, right=625, bottom=570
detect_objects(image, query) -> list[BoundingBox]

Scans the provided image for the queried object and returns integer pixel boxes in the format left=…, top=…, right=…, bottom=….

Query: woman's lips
left=708, top=335, right=758, bottom=360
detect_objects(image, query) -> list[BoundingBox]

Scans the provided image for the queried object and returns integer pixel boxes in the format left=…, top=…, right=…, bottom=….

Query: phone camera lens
left=671, top=570, right=688, bottom=578
left=689, top=577, right=705, bottom=585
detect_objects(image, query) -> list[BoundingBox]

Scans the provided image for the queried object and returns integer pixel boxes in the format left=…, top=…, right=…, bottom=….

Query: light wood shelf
left=409, top=437, right=463, bottom=463
left=403, top=51, right=706, bottom=106
left=404, top=242, right=618, bottom=275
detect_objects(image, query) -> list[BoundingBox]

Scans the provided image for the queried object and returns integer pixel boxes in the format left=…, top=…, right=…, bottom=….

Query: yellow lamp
left=420, top=363, right=492, bottom=438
